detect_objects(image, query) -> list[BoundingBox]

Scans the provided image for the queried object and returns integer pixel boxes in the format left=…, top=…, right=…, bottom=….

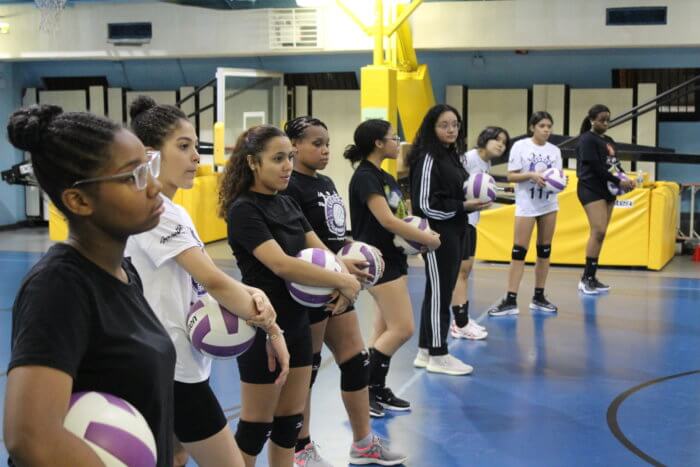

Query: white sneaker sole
left=450, top=329, right=488, bottom=340
left=577, top=282, right=599, bottom=295
left=349, top=455, right=408, bottom=466
left=528, top=303, right=558, bottom=313
left=413, top=354, right=428, bottom=368
left=488, top=307, right=519, bottom=316
left=426, top=364, right=474, bottom=376
left=377, top=402, right=411, bottom=412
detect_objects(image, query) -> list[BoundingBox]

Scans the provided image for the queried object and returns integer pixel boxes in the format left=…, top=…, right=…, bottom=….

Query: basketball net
left=35, top=0, right=67, bottom=34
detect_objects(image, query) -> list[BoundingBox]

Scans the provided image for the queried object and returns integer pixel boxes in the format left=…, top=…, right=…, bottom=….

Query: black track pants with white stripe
left=419, top=223, right=466, bottom=355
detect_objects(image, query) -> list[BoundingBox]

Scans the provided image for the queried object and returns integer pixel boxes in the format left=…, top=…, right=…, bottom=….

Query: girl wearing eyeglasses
left=219, top=124, right=361, bottom=467
left=124, top=96, right=287, bottom=467
left=4, top=105, right=176, bottom=466
left=346, top=119, right=440, bottom=415
left=408, top=104, right=490, bottom=376
left=283, top=116, right=407, bottom=466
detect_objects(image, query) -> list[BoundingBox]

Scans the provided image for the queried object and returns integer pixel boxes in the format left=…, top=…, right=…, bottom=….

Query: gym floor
left=1, top=228, right=698, bottom=466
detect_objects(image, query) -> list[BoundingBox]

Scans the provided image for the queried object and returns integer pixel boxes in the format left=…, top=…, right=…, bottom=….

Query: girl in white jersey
left=487, top=112, right=562, bottom=316
left=450, top=127, right=509, bottom=338
left=125, top=96, right=289, bottom=467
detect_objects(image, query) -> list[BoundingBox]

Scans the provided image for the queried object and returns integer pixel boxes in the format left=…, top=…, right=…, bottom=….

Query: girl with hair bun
left=283, top=116, right=406, bottom=466
left=126, top=96, right=286, bottom=467
left=4, top=105, right=176, bottom=466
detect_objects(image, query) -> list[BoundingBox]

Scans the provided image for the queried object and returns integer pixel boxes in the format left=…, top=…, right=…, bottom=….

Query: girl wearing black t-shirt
left=407, top=104, right=490, bottom=376
left=284, top=116, right=407, bottom=466
left=346, top=119, right=441, bottom=414
left=127, top=96, right=287, bottom=467
left=4, top=105, right=176, bottom=466
left=576, top=104, right=636, bottom=295
left=219, top=125, right=362, bottom=467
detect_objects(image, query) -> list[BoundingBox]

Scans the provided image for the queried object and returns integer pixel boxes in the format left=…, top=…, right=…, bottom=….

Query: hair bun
left=6, top=104, right=63, bottom=153
left=129, top=95, right=157, bottom=121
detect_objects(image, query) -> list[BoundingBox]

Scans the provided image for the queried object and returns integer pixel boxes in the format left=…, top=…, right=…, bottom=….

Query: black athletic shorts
left=173, top=379, right=227, bottom=443
left=462, top=224, right=477, bottom=260
left=577, top=183, right=614, bottom=206
left=237, top=328, right=313, bottom=384
left=308, top=304, right=354, bottom=325
left=374, top=254, right=408, bottom=286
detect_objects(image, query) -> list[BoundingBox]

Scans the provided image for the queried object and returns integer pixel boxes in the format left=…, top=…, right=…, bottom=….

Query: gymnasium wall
left=1, top=48, right=700, bottom=225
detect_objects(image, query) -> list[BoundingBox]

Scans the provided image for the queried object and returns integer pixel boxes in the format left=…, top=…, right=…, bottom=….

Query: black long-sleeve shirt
left=409, top=149, right=467, bottom=229
left=576, top=131, right=621, bottom=196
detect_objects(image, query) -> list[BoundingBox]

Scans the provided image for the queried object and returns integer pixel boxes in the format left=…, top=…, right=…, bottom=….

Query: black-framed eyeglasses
left=72, top=151, right=161, bottom=191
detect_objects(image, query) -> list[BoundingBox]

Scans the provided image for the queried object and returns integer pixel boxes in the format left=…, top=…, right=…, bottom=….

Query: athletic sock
left=583, top=257, right=598, bottom=279
left=368, top=348, right=391, bottom=389
left=506, top=291, right=517, bottom=304
left=534, top=288, right=545, bottom=301
left=452, top=302, right=470, bottom=328
left=296, top=436, right=311, bottom=453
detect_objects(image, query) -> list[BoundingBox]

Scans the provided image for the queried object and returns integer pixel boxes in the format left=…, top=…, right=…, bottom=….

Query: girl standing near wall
left=575, top=104, right=636, bottom=295
left=487, top=112, right=562, bottom=317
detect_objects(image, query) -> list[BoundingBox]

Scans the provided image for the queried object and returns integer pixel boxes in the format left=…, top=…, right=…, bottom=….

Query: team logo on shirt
left=384, top=185, right=408, bottom=219
left=527, top=153, right=554, bottom=182
left=318, top=191, right=346, bottom=237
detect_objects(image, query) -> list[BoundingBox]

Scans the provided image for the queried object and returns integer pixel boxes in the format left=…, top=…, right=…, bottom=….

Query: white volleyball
left=337, top=241, right=385, bottom=288
left=393, top=215, right=431, bottom=255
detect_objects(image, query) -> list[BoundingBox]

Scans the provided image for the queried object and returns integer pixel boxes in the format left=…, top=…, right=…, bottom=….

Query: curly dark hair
left=218, top=124, right=287, bottom=218
left=406, top=104, right=465, bottom=167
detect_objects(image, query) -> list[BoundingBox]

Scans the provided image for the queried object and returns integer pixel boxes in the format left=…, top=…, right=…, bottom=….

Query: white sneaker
left=413, top=348, right=429, bottom=368
left=426, top=354, right=474, bottom=376
left=450, top=320, right=488, bottom=340
left=470, top=317, right=486, bottom=332
left=294, top=442, right=334, bottom=467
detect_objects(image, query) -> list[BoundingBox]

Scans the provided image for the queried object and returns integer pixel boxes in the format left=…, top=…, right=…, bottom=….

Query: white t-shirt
left=507, top=138, right=562, bottom=217
left=126, top=194, right=210, bottom=383
left=462, top=148, right=492, bottom=226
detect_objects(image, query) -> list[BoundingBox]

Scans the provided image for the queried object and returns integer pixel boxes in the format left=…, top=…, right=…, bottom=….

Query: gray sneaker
left=578, top=277, right=599, bottom=295
left=294, top=442, right=333, bottom=467
left=529, top=296, right=558, bottom=313
left=349, top=435, right=407, bottom=466
left=487, top=297, right=519, bottom=316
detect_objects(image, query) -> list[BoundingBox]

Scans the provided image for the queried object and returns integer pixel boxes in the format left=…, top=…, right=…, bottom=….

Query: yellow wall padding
left=49, top=169, right=227, bottom=244
left=475, top=169, right=661, bottom=268
left=172, top=171, right=227, bottom=244
left=647, top=182, right=680, bottom=271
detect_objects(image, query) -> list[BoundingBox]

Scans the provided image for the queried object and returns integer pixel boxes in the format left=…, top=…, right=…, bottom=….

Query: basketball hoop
left=35, top=0, right=67, bottom=34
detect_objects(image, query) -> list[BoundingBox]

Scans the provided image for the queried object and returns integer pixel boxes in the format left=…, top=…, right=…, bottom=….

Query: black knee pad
left=309, top=352, right=322, bottom=388
left=235, top=420, right=272, bottom=456
left=270, top=414, right=304, bottom=449
left=537, top=244, right=552, bottom=259
left=511, top=245, right=527, bottom=261
left=339, top=350, right=370, bottom=392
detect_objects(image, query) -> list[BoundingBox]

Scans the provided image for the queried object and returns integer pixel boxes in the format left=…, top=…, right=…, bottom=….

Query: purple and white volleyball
left=608, top=171, right=632, bottom=196
left=287, top=248, right=342, bottom=307
left=64, top=391, right=157, bottom=467
left=542, top=168, right=567, bottom=193
left=338, top=241, right=385, bottom=288
left=464, top=173, right=497, bottom=202
left=393, top=215, right=431, bottom=255
left=187, top=294, right=256, bottom=359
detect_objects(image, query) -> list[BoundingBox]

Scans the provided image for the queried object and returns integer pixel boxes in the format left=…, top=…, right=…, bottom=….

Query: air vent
left=606, top=7, right=667, bottom=26
left=269, top=8, right=319, bottom=49
left=108, top=22, right=152, bottom=46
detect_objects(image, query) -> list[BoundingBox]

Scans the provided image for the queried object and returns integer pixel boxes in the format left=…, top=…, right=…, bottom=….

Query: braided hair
left=129, top=95, right=188, bottom=149
left=6, top=104, right=122, bottom=217
left=284, top=116, right=327, bottom=141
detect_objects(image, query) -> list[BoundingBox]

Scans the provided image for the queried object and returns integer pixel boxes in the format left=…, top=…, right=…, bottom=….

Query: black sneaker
left=590, top=277, right=610, bottom=292
left=487, top=297, right=519, bottom=316
left=372, top=387, right=411, bottom=411
left=369, top=392, right=385, bottom=418
left=529, top=296, right=558, bottom=313
left=577, top=277, right=599, bottom=295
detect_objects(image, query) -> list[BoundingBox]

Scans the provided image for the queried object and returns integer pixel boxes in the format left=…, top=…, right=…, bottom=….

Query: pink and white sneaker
left=450, top=320, right=488, bottom=340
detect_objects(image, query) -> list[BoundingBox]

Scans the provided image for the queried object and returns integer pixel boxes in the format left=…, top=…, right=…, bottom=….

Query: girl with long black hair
left=408, top=104, right=490, bottom=376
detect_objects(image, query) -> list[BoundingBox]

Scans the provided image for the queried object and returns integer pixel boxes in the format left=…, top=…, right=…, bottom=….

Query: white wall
left=1, top=1, right=699, bottom=61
